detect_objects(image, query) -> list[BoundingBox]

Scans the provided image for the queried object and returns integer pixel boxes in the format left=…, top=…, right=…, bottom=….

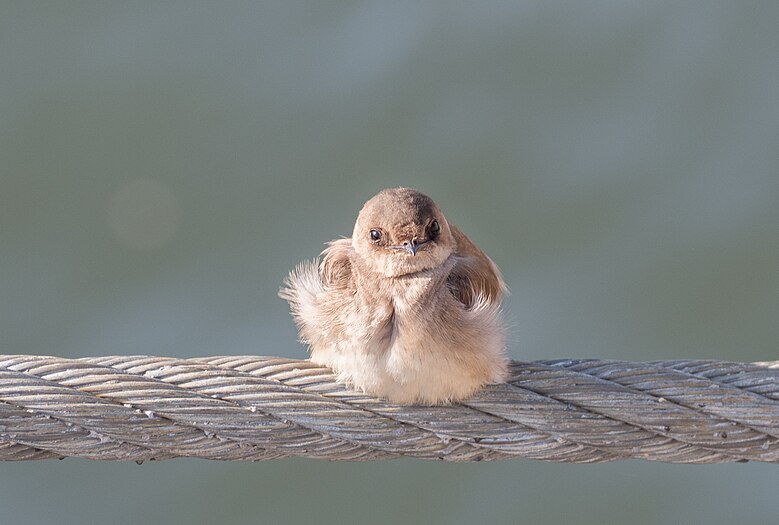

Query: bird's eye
left=430, top=220, right=440, bottom=235
left=369, top=229, right=381, bottom=242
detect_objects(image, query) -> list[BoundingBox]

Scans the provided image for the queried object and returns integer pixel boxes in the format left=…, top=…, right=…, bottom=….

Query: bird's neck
left=353, top=255, right=456, bottom=312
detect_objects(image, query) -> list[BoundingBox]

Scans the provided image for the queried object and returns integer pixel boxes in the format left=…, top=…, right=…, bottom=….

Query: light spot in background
left=107, top=179, right=181, bottom=251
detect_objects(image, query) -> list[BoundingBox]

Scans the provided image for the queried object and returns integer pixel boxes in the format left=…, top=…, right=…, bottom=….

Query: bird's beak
left=400, top=239, right=428, bottom=256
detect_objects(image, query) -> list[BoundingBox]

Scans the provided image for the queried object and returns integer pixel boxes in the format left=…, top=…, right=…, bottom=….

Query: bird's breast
left=348, top=263, right=454, bottom=354
left=372, top=279, right=452, bottom=345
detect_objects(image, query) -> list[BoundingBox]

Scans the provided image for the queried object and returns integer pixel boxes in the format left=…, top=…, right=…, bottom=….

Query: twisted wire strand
left=1, top=355, right=778, bottom=463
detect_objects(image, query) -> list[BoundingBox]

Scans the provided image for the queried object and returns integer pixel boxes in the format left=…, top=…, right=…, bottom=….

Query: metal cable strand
left=1, top=355, right=778, bottom=463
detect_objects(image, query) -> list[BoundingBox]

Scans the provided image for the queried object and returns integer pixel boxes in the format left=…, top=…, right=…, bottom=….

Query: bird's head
left=352, top=187, right=456, bottom=277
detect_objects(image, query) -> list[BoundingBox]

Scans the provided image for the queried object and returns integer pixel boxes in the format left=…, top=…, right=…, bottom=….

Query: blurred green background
left=2, top=2, right=778, bottom=524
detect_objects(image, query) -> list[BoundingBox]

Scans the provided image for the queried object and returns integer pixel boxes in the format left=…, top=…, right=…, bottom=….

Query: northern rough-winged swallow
left=280, top=187, right=507, bottom=404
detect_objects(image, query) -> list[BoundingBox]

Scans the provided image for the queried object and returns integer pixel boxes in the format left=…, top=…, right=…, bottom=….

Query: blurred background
left=2, top=2, right=778, bottom=524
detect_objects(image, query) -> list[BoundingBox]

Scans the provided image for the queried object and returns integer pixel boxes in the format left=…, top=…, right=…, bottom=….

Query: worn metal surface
left=1, top=355, right=778, bottom=463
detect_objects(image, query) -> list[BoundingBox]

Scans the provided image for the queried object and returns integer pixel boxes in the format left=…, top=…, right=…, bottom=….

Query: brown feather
left=447, top=225, right=506, bottom=307
left=320, top=238, right=352, bottom=288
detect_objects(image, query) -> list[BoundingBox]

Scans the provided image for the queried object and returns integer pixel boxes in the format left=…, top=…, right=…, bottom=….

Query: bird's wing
left=320, top=238, right=354, bottom=288
left=447, top=224, right=506, bottom=307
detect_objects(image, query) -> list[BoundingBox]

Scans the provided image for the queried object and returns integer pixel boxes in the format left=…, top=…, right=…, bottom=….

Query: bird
left=279, top=187, right=508, bottom=404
